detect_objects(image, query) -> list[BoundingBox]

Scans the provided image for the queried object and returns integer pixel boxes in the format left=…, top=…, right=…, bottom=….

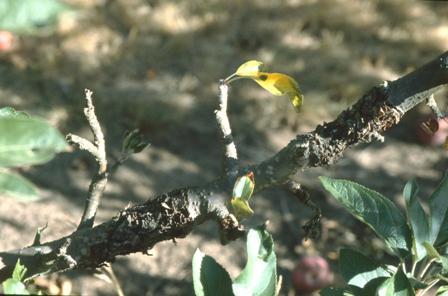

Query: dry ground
left=1, top=0, right=448, bottom=295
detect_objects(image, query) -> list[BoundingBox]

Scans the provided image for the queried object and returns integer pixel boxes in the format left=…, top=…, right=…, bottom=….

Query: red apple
left=292, top=256, right=333, bottom=295
left=416, top=117, right=448, bottom=146
left=0, top=31, right=14, bottom=52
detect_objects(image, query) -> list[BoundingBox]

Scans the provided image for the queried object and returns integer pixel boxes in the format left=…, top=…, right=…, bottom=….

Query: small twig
left=418, top=258, right=437, bottom=280
left=100, top=264, right=125, bottom=296
left=66, top=134, right=99, bottom=159
left=418, top=278, right=439, bottom=296
left=107, top=155, right=128, bottom=176
left=283, top=180, right=322, bottom=239
left=275, top=275, right=282, bottom=296
left=426, top=94, right=445, bottom=119
left=411, top=260, right=418, bottom=277
left=84, top=89, right=107, bottom=172
left=67, top=89, right=108, bottom=230
left=215, top=80, right=239, bottom=178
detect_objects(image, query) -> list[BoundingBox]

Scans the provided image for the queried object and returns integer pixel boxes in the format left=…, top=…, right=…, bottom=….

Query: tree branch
left=1, top=51, right=447, bottom=281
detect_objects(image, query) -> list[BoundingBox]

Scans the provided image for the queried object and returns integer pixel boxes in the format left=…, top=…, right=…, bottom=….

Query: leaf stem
left=418, top=258, right=436, bottom=280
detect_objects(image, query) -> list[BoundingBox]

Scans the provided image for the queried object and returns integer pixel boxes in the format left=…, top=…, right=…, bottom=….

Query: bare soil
left=1, top=0, right=448, bottom=295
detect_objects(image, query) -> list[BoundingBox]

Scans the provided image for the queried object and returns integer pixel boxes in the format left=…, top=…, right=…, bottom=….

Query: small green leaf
left=0, top=112, right=67, bottom=167
left=403, top=180, right=430, bottom=261
left=376, top=267, right=414, bottom=296
left=359, top=277, right=391, bottom=296
left=230, top=198, right=254, bottom=220
left=406, top=276, right=427, bottom=290
left=232, top=172, right=255, bottom=201
left=11, top=259, right=27, bottom=281
left=437, top=285, right=448, bottom=295
left=192, top=249, right=234, bottom=296
left=232, top=227, right=277, bottom=296
left=422, top=242, right=448, bottom=273
left=429, top=172, right=448, bottom=246
left=121, top=129, right=150, bottom=154
left=339, top=249, right=390, bottom=288
left=319, top=176, right=411, bottom=258
left=231, top=172, right=256, bottom=220
left=2, top=279, right=30, bottom=295
left=0, top=0, right=70, bottom=33
left=0, top=107, right=28, bottom=118
left=0, top=170, right=39, bottom=201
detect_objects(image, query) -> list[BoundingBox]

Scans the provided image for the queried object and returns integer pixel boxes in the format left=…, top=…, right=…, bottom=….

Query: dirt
left=1, top=0, right=448, bottom=295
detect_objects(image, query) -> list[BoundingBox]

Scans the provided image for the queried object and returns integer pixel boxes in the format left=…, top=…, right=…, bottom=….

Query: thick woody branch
left=215, top=80, right=239, bottom=178
left=250, top=52, right=448, bottom=190
left=1, top=51, right=447, bottom=281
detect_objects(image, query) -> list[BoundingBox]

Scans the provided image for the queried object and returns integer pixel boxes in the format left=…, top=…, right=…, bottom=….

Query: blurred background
left=0, top=0, right=448, bottom=294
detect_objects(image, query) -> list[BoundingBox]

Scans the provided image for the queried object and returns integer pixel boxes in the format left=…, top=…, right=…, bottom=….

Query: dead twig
left=215, top=80, right=239, bottom=178
left=426, top=94, right=445, bottom=119
left=66, top=89, right=108, bottom=230
left=283, top=180, right=322, bottom=240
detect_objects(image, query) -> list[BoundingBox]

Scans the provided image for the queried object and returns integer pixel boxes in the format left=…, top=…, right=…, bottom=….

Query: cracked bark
left=1, top=51, right=447, bottom=281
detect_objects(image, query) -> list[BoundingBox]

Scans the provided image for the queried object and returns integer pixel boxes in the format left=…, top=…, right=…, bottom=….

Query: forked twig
left=66, top=89, right=108, bottom=229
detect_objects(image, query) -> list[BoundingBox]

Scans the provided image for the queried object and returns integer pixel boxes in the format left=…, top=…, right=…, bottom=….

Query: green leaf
left=231, top=172, right=256, bottom=220
left=319, top=176, right=411, bottom=258
left=0, top=171, right=39, bottom=201
left=192, top=249, right=234, bottom=296
left=403, top=180, right=430, bottom=261
left=121, top=129, right=150, bottom=154
left=232, top=172, right=255, bottom=201
left=359, top=277, right=391, bottom=296
left=2, top=279, right=30, bottom=295
left=0, top=107, right=29, bottom=118
left=232, top=227, right=277, bottom=296
left=422, top=242, right=448, bottom=273
left=407, top=276, right=427, bottom=290
left=339, top=249, right=390, bottom=288
left=2, top=259, right=30, bottom=294
left=11, top=259, right=27, bottom=281
left=376, top=267, right=414, bottom=296
left=0, top=0, right=70, bottom=33
left=0, top=112, right=67, bottom=167
left=429, top=172, right=448, bottom=246
left=437, top=285, right=448, bottom=295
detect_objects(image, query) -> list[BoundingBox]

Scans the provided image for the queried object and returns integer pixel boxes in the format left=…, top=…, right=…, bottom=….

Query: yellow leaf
left=225, top=60, right=305, bottom=112
left=254, top=73, right=304, bottom=112
left=231, top=198, right=254, bottom=220
left=235, top=60, right=267, bottom=77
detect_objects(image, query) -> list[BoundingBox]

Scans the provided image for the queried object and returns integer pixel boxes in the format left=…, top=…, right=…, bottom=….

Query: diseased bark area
left=73, top=188, right=211, bottom=268
left=308, top=85, right=401, bottom=167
